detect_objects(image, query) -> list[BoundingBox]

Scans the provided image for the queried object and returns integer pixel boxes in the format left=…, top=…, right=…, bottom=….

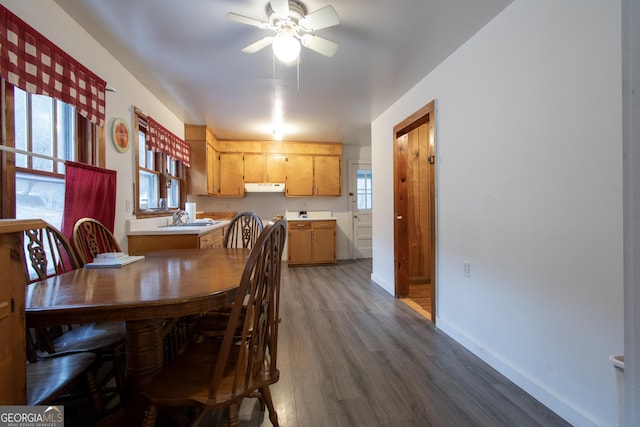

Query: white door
left=349, top=160, right=372, bottom=258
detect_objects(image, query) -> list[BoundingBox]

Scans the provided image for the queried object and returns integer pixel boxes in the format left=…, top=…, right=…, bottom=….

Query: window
left=356, top=168, right=372, bottom=210
left=1, top=83, right=100, bottom=226
left=134, top=111, right=185, bottom=215
left=165, top=155, right=181, bottom=208
left=14, top=88, right=76, bottom=229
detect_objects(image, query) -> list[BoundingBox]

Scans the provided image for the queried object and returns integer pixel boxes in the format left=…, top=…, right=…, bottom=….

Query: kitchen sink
left=160, top=221, right=220, bottom=228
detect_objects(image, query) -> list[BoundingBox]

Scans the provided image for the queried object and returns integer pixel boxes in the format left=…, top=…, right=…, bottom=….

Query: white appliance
left=244, top=183, right=286, bottom=193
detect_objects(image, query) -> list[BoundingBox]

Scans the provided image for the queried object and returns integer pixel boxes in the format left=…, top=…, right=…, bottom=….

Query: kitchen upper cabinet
left=314, top=155, right=341, bottom=196
left=186, top=125, right=219, bottom=196
left=219, top=152, right=244, bottom=197
left=285, top=155, right=314, bottom=196
left=285, top=154, right=341, bottom=197
left=244, top=153, right=286, bottom=183
left=185, top=130, right=342, bottom=197
left=266, top=154, right=286, bottom=182
left=243, top=153, right=264, bottom=183
left=206, top=143, right=220, bottom=194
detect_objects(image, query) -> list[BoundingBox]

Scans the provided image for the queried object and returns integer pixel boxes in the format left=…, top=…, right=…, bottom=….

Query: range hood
left=244, top=183, right=285, bottom=193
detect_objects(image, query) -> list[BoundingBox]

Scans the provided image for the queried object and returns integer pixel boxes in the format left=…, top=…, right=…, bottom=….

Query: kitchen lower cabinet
left=128, top=227, right=225, bottom=255
left=287, top=220, right=336, bottom=266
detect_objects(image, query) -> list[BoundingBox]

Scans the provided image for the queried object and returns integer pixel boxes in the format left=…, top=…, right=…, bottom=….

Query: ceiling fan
left=226, top=0, right=340, bottom=63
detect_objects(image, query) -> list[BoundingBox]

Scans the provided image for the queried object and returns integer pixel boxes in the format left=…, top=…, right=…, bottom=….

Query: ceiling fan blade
left=226, top=12, right=271, bottom=29
left=241, top=36, right=274, bottom=53
left=269, top=0, right=290, bottom=20
left=299, top=6, right=340, bottom=31
left=301, top=33, right=338, bottom=57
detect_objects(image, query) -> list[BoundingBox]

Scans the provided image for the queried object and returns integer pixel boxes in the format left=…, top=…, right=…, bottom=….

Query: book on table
left=84, top=252, right=145, bottom=268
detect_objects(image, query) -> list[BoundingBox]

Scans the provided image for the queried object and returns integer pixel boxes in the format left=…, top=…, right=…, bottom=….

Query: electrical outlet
left=463, top=261, right=471, bottom=278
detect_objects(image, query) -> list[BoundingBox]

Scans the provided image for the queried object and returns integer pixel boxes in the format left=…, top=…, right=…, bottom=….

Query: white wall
left=372, top=1, right=623, bottom=426
left=0, top=0, right=186, bottom=250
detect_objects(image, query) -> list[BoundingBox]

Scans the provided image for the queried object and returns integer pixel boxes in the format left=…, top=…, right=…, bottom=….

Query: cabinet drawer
left=199, top=228, right=224, bottom=249
left=312, top=220, right=336, bottom=230
left=199, top=233, right=215, bottom=248
left=289, top=221, right=312, bottom=230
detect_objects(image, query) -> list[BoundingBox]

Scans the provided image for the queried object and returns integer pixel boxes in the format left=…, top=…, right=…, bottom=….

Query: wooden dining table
left=24, top=247, right=249, bottom=422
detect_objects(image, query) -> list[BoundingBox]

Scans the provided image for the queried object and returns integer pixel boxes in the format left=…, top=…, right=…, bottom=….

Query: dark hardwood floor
left=232, top=259, right=570, bottom=427
left=71, top=258, right=570, bottom=426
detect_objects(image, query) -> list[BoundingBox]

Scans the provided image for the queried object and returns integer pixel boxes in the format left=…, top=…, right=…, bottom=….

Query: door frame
left=393, top=100, right=437, bottom=321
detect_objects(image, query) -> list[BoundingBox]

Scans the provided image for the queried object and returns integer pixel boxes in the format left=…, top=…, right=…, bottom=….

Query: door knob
left=396, top=215, right=403, bottom=220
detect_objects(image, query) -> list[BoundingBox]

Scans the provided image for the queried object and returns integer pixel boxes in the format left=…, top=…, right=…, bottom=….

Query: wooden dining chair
left=22, top=222, right=126, bottom=407
left=195, top=212, right=265, bottom=339
left=72, top=217, right=121, bottom=264
left=26, top=328, right=101, bottom=412
left=224, top=211, right=263, bottom=249
left=142, top=218, right=287, bottom=427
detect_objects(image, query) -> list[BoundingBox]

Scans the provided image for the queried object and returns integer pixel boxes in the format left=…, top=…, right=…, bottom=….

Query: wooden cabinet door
left=243, top=153, right=265, bottom=183
left=314, top=155, right=342, bottom=196
left=219, top=153, right=245, bottom=197
left=312, top=221, right=336, bottom=263
left=0, top=228, right=27, bottom=404
left=206, top=142, right=219, bottom=194
left=288, top=222, right=312, bottom=264
left=266, top=154, right=286, bottom=183
left=286, top=155, right=314, bottom=196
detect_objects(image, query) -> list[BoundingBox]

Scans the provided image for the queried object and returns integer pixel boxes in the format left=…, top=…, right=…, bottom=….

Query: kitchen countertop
left=285, top=211, right=337, bottom=221
left=127, top=217, right=229, bottom=236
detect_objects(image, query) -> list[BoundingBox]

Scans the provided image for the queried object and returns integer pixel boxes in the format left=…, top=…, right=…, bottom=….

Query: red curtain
left=146, top=116, right=190, bottom=166
left=0, top=5, right=106, bottom=126
left=61, top=161, right=117, bottom=240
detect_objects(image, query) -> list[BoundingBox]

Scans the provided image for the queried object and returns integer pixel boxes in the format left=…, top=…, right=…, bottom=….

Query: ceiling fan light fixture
left=272, top=32, right=301, bottom=63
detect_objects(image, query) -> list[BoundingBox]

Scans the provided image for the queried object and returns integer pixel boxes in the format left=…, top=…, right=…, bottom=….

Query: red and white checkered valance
left=146, top=116, right=190, bottom=167
left=0, top=5, right=106, bottom=127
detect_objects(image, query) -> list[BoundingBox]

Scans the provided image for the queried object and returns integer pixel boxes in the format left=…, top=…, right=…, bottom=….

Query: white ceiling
left=54, top=0, right=512, bottom=145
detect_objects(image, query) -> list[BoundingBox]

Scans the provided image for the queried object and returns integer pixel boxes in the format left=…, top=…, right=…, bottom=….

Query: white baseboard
left=437, top=318, right=601, bottom=427
left=370, top=273, right=393, bottom=296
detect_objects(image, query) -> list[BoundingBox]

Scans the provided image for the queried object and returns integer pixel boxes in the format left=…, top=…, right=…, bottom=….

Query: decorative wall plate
left=111, top=117, right=130, bottom=153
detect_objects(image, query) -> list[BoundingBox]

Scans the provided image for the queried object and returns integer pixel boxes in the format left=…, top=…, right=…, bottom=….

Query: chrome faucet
left=172, top=209, right=189, bottom=226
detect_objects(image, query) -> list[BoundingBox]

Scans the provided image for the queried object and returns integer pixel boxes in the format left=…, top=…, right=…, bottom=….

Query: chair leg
left=112, top=345, right=127, bottom=398
left=143, top=405, right=158, bottom=427
left=225, top=403, right=240, bottom=427
left=260, top=386, right=279, bottom=427
left=85, top=369, right=103, bottom=415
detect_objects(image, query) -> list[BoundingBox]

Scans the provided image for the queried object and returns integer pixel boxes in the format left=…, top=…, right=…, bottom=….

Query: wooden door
left=219, top=153, right=244, bottom=196
left=312, top=221, right=336, bottom=263
left=288, top=222, right=312, bottom=264
left=266, top=154, right=286, bottom=183
left=393, top=101, right=437, bottom=321
left=286, top=155, right=314, bottom=196
left=407, top=125, right=431, bottom=286
left=314, top=155, right=341, bottom=196
left=243, top=153, right=265, bottom=183
left=206, top=142, right=218, bottom=194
